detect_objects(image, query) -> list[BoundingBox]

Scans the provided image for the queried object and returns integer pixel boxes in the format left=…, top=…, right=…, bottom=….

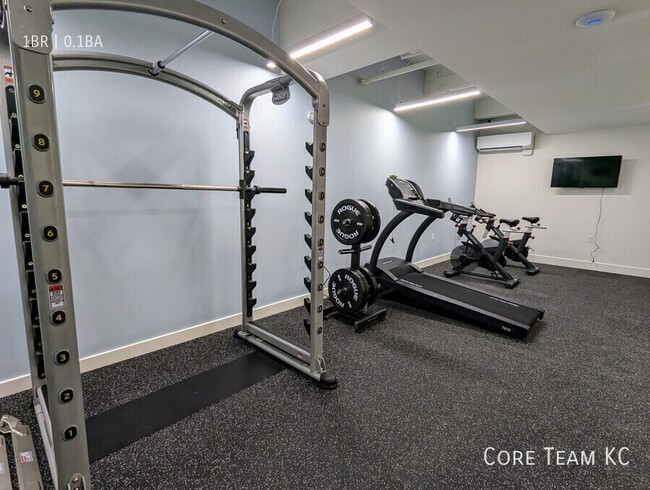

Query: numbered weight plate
left=328, top=268, right=369, bottom=314
left=358, top=266, right=379, bottom=306
left=331, top=199, right=373, bottom=246
left=359, top=199, right=381, bottom=243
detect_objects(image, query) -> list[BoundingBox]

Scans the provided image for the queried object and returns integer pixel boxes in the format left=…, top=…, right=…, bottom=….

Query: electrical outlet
left=587, top=236, right=595, bottom=244
left=431, top=232, right=436, bottom=241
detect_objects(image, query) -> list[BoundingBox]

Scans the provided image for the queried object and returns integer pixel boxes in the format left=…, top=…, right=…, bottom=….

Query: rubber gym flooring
left=1, top=263, right=649, bottom=489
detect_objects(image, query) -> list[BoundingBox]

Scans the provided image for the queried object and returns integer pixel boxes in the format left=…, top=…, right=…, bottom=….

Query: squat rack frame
left=0, top=1, right=335, bottom=488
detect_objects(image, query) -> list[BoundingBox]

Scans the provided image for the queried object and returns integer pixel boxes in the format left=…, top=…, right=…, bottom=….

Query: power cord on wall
left=271, top=0, right=283, bottom=42
left=590, top=187, right=605, bottom=262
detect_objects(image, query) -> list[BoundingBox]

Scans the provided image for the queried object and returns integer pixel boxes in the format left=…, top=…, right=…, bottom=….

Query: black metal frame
left=443, top=214, right=520, bottom=289
left=484, top=218, right=541, bottom=275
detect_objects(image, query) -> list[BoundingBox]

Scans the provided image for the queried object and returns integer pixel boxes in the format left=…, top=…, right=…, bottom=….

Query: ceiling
left=296, top=0, right=650, bottom=134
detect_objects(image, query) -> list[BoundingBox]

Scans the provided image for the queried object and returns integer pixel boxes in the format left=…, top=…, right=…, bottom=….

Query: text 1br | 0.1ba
left=22, top=34, right=103, bottom=49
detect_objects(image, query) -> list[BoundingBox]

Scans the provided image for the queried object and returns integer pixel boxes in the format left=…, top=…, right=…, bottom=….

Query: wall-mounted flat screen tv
left=551, top=155, right=622, bottom=188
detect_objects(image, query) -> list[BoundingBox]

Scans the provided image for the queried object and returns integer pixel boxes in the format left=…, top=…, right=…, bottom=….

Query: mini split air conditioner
left=476, top=132, right=535, bottom=156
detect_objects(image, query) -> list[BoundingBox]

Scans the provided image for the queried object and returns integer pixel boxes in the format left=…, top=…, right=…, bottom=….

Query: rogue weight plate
left=328, top=268, right=368, bottom=313
left=359, top=199, right=381, bottom=243
left=331, top=199, right=373, bottom=245
left=357, top=266, right=378, bottom=306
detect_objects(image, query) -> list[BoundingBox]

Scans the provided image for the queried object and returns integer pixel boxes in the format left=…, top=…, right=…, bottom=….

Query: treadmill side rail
left=373, top=257, right=544, bottom=339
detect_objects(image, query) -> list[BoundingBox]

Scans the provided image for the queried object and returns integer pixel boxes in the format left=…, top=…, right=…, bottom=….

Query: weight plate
left=359, top=199, right=381, bottom=243
left=331, top=199, right=373, bottom=245
left=358, top=266, right=378, bottom=306
left=328, top=268, right=368, bottom=313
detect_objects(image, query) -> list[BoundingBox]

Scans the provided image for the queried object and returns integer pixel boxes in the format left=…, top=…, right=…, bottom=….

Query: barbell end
left=254, top=186, right=287, bottom=194
left=0, top=173, right=10, bottom=188
left=0, top=173, right=21, bottom=188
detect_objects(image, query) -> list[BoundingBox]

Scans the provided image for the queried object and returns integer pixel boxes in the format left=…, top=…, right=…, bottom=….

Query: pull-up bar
left=150, top=30, right=213, bottom=75
left=0, top=174, right=286, bottom=194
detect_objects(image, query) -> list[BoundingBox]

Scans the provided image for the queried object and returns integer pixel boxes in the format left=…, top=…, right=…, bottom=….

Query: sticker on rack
left=3, top=64, right=14, bottom=84
left=48, top=284, right=65, bottom=308
left=19, top=451, right=34, bottom=464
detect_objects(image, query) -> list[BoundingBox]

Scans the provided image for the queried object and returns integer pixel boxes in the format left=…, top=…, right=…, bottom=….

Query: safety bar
left=150, top=30, right=213, bottom=75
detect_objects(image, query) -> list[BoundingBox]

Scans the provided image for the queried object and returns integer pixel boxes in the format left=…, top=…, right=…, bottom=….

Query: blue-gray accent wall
left=0, top=4, right=477, bottom=383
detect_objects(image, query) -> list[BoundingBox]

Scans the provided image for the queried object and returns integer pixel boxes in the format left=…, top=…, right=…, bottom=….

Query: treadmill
left=368, top=177, right=544, bottom=339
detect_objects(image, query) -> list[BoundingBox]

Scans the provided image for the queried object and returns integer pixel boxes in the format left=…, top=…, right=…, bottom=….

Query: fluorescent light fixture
left=456, top=118, right=527, bottom=132
left=394, top=88, right=481, bottom=112
left=267, top=16, right=373, bottom=69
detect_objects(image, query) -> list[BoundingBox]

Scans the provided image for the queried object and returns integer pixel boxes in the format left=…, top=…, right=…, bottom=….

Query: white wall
left=474, top=125, right=650, bottom=277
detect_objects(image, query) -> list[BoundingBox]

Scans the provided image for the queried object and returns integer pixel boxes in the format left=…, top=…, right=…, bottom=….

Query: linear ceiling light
left=394, top=88, right=481, bottom=112
left=267, top=16, right=373, bottom=69
left=456, top=118, right=527, bottom=132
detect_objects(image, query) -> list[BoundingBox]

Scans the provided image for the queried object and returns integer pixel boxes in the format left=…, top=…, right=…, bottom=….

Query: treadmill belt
left=401, top=272, right=541, bottom=325
left=86, top=351, right=285, bottom=462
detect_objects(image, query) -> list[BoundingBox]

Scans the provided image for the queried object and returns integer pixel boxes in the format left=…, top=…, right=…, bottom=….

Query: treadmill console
left=385, top=177, right=444, bottom=218
left=386, top=177, right=425, bottom=202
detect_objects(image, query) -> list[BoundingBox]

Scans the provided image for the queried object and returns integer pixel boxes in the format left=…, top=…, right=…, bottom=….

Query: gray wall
left=0, top=4, right=477, bottom=383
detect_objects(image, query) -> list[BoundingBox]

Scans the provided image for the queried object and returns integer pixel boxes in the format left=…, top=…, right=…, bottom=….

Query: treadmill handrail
left=427, top=199, right=476, bottom=216
left=405, top=216, right=437, bottom=263
left=369, top=210, right=412, bottom=272
left=394, top=198, right=446, bottom=217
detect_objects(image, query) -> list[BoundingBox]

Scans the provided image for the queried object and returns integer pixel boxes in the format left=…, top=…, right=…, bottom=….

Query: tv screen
left=551, top=155, right=622, bottom=188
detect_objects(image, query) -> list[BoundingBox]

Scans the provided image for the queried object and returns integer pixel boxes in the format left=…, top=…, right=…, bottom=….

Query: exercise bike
left=472, top=204, right=545, bottom=275
left=444, top=207, right=521, bottom=288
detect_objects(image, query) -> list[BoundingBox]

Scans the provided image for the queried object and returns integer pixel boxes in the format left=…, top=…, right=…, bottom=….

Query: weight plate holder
left=328, top=268, right=369, bottom=314
left=330, top=198, right=373, bottom=246
left=326, top=199, right=387, bottom=331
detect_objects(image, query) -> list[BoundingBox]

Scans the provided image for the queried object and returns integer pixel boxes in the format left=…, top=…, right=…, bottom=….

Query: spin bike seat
left=499, top=218, right=520, bottom=227
left=522, top=216, right=540, bottom=224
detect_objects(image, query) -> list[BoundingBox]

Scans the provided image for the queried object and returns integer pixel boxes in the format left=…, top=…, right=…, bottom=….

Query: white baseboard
left=0, top=293, right=308, bottom=398
left=530, top=254, right=650, bottom=279
left=0, top=253, right=453, bottom=398
left=414, top=252, right=450, bottom=268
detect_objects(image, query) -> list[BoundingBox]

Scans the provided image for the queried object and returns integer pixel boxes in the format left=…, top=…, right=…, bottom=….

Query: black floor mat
left=86, top=351, right=285, bottom=462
